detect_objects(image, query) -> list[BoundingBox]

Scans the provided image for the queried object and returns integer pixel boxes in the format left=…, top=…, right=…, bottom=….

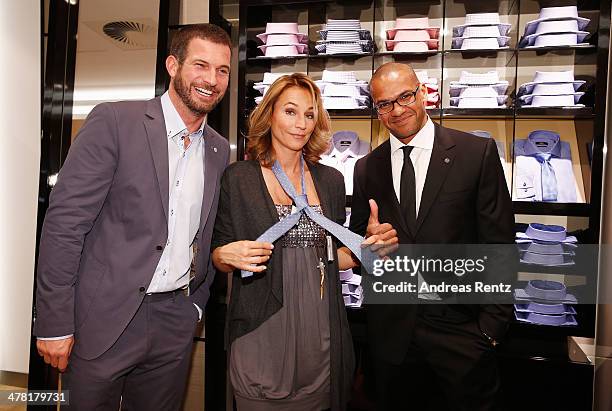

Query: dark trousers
left=373, top=306, right=500, bottom=411
left=63, top=292, right=199, bottom=411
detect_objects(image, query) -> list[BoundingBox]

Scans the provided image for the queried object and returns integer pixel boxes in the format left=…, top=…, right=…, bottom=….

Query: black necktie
left=400, top=145, right=416, bottom=230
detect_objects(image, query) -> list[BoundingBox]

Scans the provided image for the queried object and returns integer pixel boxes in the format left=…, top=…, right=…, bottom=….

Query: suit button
left=139, top=287, right=145, bottom=292
left=156, top=245, right=163, bottom=251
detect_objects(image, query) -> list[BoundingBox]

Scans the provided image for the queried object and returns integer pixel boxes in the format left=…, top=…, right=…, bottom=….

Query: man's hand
left=365, top=199, right=398, bottom=257
left=37, top=336, right=74, bottom=372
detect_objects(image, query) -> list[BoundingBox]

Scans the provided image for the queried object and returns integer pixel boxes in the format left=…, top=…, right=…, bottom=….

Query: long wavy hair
left=246, top=73, right=331, bottom=166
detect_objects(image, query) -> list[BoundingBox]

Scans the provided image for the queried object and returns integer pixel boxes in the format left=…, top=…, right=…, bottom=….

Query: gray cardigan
left=212, top=159, right=355, bottom=411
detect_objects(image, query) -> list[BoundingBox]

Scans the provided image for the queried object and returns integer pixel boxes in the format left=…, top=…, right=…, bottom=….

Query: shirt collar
left=390, top=116, right=435, bottom=155
left=523, top=130, right=562, bottom=157
left=328, top=131, right=360, bottom=158
left=160, top=91, right=207, bottom=140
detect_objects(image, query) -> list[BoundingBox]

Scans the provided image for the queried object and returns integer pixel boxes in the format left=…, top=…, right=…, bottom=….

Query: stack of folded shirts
left=315, top=19, right=374, bottom=55
left=517, top=71, right=585, bottom=108
left=385, top=17, right=440, bottom=52
left=256, top=22, right=308, bottom=57
left=340, top=269, right=363, bottom=308
left=315, top=70, right=370, bottom=109
left=514, top=280, right=577, bottom=326
left=253, top=72, right=298, bottom=104
left=519, top=6, right=590, bottom=48
left=451, top=13, right=511, bottom=50
left=449, top=71, right=509, bottom=108
left=515, top=223, right=577, bottom=267
left=415, top=70, right=439, bottom=108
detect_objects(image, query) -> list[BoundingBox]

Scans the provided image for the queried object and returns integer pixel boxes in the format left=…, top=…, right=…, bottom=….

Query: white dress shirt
left=389, top=117, right=440, bottom=300
left=513, top=137, right=579, bottom=202
left=147, top=92, right=206, bottom=293
left=389, top=117, right=435, bottom=215
left=319, top=131, right=370, bottom=195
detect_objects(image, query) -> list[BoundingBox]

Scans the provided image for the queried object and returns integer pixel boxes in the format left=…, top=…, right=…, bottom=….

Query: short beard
left=172, top=68, right=219, bottom=117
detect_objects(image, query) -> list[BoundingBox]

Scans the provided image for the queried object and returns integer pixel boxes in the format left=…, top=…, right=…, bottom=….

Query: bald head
left=371, top=62, right=419, bottom=87
left=369, top=62, right=428, bottom=141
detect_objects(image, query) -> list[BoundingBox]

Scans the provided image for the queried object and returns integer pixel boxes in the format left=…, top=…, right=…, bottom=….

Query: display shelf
left=309, top=52, right=374, bottom=59
left=443, top=48, right=517, bottom=55
left=517, top=45, right=598, bottom=53
left=515, top=107, right=595, bottom=119
left=247, top=55, right=309, bottom=62
left=506, top=304, right=596, bottom=343
left=374, top=51, right=441, bottom=57
left=515, top=262, right=589, bottom=277
left=442, top=108, right=514, bottom=118
left=513, top=202, right=591, bottom=217
left=326, top=108, right=373, bottom=117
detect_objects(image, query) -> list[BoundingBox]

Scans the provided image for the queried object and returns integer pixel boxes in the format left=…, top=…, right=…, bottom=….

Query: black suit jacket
left=349, top=123, right=514, bottom=364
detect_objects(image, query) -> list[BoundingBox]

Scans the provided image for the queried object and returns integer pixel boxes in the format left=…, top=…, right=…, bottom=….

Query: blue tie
left=534, top=153, right=558, bottom=202
left=241, top=156, right=372, bottom=278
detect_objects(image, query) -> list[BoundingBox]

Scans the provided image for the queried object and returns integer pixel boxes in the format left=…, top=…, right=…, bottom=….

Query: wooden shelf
left=513, top=202, right=591, bottom=217
left=442, top=107, right=514, bottom=118
left=515, top=107, right=594, bottom=119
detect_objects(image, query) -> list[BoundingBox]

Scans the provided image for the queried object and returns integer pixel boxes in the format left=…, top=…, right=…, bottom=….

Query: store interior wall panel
left=180, top=0, right=209, bottom=25
left=0, top=0, right=40, bottom=377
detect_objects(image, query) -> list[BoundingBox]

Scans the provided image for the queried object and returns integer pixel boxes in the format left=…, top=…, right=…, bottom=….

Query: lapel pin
left=444, top=157, right=450, bottom=164
left=213, top=146, right=218, bottom=153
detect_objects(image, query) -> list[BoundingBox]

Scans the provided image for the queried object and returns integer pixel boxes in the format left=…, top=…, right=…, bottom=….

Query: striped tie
left=242, top=156, right=373, bottom=277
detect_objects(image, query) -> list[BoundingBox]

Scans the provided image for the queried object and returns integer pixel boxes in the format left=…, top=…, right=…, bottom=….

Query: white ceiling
left=73, top=0, right=160, bottom=118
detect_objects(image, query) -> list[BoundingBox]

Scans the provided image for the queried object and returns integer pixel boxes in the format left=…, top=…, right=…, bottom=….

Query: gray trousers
left=63, top=291, right=199, bottom=410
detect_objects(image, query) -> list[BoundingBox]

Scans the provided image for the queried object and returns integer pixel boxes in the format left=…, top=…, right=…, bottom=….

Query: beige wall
left=0, top=0, right=40, bottom=375
left=180, top=0, right=209, bottom=25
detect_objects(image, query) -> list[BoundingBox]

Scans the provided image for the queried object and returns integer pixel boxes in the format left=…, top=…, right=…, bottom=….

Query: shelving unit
left=236, top=0, right=609, bottom=408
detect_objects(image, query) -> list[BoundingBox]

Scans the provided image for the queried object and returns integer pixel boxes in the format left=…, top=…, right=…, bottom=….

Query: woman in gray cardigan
left=211, top=74, right=391, bottom=411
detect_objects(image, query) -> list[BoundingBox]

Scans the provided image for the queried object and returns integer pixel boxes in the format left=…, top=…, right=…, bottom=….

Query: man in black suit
left=350, top=63, right=514, bottom=411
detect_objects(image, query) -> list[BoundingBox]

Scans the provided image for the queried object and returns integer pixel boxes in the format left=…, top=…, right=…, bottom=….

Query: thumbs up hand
left=364, top=199, right=398, bottom=257
left=367, top=199, right=380, bottom=229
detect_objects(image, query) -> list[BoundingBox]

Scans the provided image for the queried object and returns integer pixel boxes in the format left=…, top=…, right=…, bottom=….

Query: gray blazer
left=34, top=97, right=230, bottom=360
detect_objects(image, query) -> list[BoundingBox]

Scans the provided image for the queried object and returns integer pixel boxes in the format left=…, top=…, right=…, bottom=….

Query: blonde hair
left=246, top=73, right=331, bottom=166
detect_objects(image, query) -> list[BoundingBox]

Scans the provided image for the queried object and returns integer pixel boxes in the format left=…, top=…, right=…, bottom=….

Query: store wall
left=180, top=0, right=209, bottom=24
left=594, top=8, right=612, bottom=409
left=72, top=0, right=160, bottom=119
left=0, top=0, right=40, bottom=374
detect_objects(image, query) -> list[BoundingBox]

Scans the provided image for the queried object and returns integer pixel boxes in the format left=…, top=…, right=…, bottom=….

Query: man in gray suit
left=34, top=24, right=232, bottom=410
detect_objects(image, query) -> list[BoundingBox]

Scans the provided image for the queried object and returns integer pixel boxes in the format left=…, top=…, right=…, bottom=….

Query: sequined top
left=275, top=204, right=326, bottom=248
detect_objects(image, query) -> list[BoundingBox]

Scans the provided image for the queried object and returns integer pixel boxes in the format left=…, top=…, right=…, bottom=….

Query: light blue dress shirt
left=513, top=130, right=578, bottom=203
